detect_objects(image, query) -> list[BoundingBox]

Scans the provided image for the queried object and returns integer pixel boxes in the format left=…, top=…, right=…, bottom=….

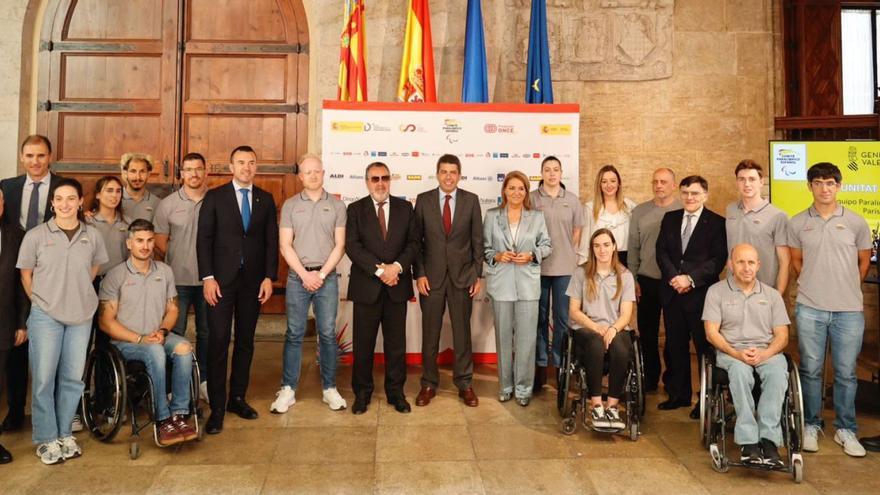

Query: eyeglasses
left=680, top=190, right=705, bottom=197
left=368, top=175, right=391, bottom=183
left=181, top=167, right=205, bottom=174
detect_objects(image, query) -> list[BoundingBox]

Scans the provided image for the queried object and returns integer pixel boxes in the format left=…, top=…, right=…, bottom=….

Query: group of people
left=0, top=134, right=876, bottom=469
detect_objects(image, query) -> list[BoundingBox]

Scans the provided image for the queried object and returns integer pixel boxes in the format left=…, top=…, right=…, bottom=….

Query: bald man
left=702, top=244, right=790, bottom=466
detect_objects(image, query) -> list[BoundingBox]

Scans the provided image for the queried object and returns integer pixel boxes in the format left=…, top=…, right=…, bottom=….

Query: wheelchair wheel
left=557, top=332, right=573, bottom=415
left=699, top=355, right=711, bottom=448
left=561, top=417, right=577, bottom=435
left=81, top=346, right=127, bottom=442
left=787, top=360, right=805, bottom=454
left=189, top=358, right=203, bottom=440
left=792, top=454, right=804, bottom=483
left=631, top=335, right=646, bottom=418
left=129, top=440, right=140, bottom=460
left=709, top=443, right=729, bottom=473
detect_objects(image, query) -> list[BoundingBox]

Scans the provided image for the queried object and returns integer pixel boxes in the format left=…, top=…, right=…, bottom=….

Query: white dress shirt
left=20, top=173, right=51, bottom=229
left=232, top=180, right=254, bottom=214
left=680, top=206, right=704, bottom=236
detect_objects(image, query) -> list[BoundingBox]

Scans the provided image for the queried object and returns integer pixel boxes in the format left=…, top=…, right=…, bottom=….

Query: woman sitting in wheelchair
left=566, top=229, right=635, bottom=430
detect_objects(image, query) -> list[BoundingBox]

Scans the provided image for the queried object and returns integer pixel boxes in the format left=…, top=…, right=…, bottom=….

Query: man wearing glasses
left=789, top=162, right=872, bottom=457
left=344, top=162, right=420, bottom=415
left=153, top=152, right=211, bottom=403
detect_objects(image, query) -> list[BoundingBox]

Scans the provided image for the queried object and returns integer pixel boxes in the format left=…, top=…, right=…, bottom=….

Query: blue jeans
left=537, top=275, right=571, bottom=367
left=282, top=272, right=339, bottom=390
left=795, top=303, right=864, bottom=432
left=172, top=285, right=209, bottom=380
left=716, top=352, right=788, bottom=446
left=28, top=305, right=91, bottom=444
left=114, top=333, right=193, bottom=422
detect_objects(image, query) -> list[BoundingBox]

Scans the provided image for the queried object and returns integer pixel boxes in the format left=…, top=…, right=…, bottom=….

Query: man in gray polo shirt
left=120, top=153, right=161, bottom=222
left=98, top=219, right=197, bottom=446
left=725, top=160, right=790, bottom=293
left=626, top=167, right=680, bottom=392
left=154, top=152, right=210, bottom=402
left=270, top=154, right=348, bottom=413
left=789, top=162, right=872, bottom=457
left=703, top=243, right=790, bottom=466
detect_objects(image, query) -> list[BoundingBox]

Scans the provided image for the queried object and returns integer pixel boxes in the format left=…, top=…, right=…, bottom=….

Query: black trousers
left=661, top=294, right=709, bottom=403
left=0, top=347, right=9, bottom=429
left=352, top=288, right=407, bottom=401
left=573, top=329, right=633, bottom=399
left=636, top=275, right=663, bottom=389
left=205, top=271, right=261, bottom=413
left=419, top=277, right=473, bottom=390
left=4, top=342, right=27, bottom=418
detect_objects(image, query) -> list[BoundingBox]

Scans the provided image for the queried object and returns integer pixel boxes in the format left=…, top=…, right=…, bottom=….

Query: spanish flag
left=338, top=0, right=368, bottom=101
left=397, top=0, right=437, bottom=102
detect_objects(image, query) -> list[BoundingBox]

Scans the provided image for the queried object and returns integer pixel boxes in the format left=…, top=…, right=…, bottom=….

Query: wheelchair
left=698, top=350, right=804, bottom=483
left=80, top=332, right=204, bottom=459
left=557, top=328, right=646, bottom=440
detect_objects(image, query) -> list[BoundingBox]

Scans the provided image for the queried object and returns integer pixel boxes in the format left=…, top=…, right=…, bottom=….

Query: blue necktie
left=240, top=188, right=251, bottom=232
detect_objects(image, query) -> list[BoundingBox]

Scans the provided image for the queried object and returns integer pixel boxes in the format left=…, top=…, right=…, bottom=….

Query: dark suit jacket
left=655, top=207, right=727, bottom=307
left=413, top=188, right=483, bottom=289
left=0, top=173, right=63, bottom=230
left=196, top=182, right=279, bottom=287
left=345, top=195, right=420, bottom=304
left=0, top=222, right=29, bottom=351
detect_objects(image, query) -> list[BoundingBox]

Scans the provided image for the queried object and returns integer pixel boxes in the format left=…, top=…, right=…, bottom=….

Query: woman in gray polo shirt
left=16, top=178, right=108, bottom=465
left=567, top=228, right=635, bottom=430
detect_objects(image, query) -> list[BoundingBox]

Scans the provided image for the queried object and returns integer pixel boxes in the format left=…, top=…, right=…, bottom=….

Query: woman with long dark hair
left=578, top=165, right=636, bottom=266
left=88, top=175, right=129, bottom=276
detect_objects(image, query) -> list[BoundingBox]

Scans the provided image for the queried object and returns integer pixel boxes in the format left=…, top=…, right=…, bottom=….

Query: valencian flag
left=397, top=0, right=437, bottom=102
left=338, top=0, right=368, bottom=101
left=461, top=0, right=488, bottom=102
left=525, top=0, right=553, bottom=103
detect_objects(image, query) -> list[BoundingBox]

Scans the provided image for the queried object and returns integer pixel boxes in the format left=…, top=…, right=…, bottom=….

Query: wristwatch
left=318, top=271, right=327, bottom=280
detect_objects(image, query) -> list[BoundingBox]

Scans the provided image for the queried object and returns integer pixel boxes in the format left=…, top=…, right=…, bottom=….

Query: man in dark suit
left=345, top=161, right=420, bottom=415
left=0, top=134, right=61, bottom=432
left=655, top=175, right=727, bottom=418
left=0, top=188, right=30, bottom=462
left=197, top=145, right=279, bottom=434
left=413, top=154, right=483, bottom=407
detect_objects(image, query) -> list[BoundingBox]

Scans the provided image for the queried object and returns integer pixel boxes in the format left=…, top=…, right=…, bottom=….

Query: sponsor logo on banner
left=500, top=153, right=509, bottom=158
left=428, top=175, right=436, bottom=180
left=533, top=153, right=541, bottom=158
left=480, top=197, right=498, bottom=205
left=329, top=173, right=344, bottom=179
left=529, top=176, right=541, bottom=181
left=332, top=193, right=342, bottom=200
left=772, top=144, right=807, bottom=181
left=342, top=195, right=360, bottom=203
left=412, top=151, right=421, bottom=157
left=342, top=152, right=352, bottom=156
left=399, top=123, right=426, bottom=133
left=443, top=119, right=462, bottom=133
left=460, top=176, right=467, bottom=181
left=349, top=174, right=364, bottom=180
left=497, top=174, right=506, bottom=181
left=392, top=173, right=402, bottom=180
left=540, top=124, right=572, bottom=135
left=331, top=121, right=365, bottom=132
left=407, top=175, right=422, bottom=180
left=848, top=145, right=880, bottom=171
left=484, top=124, right=515, bottom=134
left=364, top=122, right=391, bottom=132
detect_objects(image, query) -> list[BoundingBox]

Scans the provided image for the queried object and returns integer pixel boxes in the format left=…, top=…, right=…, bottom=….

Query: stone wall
left=0, top=0, right=28, bottom=179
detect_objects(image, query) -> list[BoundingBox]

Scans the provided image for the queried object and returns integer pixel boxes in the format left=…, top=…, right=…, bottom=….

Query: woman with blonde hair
left=577, top=165, right=636, bottom=266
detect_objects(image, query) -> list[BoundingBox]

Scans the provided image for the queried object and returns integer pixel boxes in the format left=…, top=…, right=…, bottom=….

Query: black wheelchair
left=80, top=333, right=204, bottom=459
left=698, top=350, right=804, bottom=483
left=557, top=328, right=646, bottom=440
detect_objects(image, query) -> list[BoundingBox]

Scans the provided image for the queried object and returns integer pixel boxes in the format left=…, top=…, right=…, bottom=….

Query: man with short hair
left=789, top=162, right=871, bottom=457
left=98, top=219, right=197, bottom=446
left=0, top=134, right=61, bottom=433
left=154, top=152, right=210, bottom=403
left=414, top=154, right=483, bottom=407
left=271, top=154, right=348, bottom=413
left=726, top=160, right=790, bottom=293
left=120, top=153, right=161, bottom=222
left=703, top=243, right=790, bottom=466
left=627, top=167, right=680, bottom=392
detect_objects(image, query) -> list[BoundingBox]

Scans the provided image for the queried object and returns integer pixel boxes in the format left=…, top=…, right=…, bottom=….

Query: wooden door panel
left=188, top=0, right=286, bottom=41
left=62, top=54, right=163, bottom=100
left=66, top=0, right=164, bottom=40
left=186, top=55, right=289, bottom=101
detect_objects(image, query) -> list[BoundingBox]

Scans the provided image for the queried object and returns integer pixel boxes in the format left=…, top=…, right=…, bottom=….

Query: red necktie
left=443, top=194, right=452, bottom=235
left=377, top=201, right=387, bottom=239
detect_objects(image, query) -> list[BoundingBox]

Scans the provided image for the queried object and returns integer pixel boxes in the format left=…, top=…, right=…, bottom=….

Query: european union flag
left=525, top=0, right=553, bottom=103
left=462, top=0, right=488, bottom=103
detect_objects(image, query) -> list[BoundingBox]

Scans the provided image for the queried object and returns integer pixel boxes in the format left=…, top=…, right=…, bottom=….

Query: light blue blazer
left=483, top=206, right=552, bottom=302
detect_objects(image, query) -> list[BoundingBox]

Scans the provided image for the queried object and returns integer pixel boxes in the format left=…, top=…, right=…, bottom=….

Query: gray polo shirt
left=565, top=267, right=636, bottom=329
left=17, top=219, right=109, bottom=325
left=88, top=212, right=130, bottom=276
left=702, top=278, right=790, bottom=349
left=627, top=199, right=681, bottom=279
left=530, top=187, right=584, bottom=276
left=121, top=188, right=161, bottom=222
left=280, top=189, right=346, bottom=267
left=153, top=188, right=203, bottom=286
left=725, top=200, right=788, bottom=287
left=99, top=259, right=177, bottom=336
left=788, top=205, right=872, bottom=312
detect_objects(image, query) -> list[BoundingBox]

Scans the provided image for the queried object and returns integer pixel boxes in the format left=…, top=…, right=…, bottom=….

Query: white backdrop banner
left=321, top=101, right=580, bottom=364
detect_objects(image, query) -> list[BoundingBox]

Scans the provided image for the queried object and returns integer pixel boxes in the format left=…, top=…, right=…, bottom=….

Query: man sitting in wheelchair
left=98, top=219, right=197, bottom=446
left=702, top=243, right=790, bottom=466
left=566, top=229, right=635, bottom=430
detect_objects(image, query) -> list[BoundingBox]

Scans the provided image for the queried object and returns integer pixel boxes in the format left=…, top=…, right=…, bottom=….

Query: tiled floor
left=2, top=340, right=880, bottom=494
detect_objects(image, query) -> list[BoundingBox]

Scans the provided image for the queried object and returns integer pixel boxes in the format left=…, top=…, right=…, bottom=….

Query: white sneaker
left=834, top=429, right=867, bottom=457
left=71, top=414, right=83, bottom=433
left=591, top=404, right=610, bottom=428
left=605, top=407, right=625, bottom=429
left=270, top=386, right=296, bottom=414
left=803, top=424, right=822, bottom=452
left=58, top=435, right=82, bottom=460
left=322, top=388, right=347, bottom=411
left=199, top=381, right=210, bottom=405
left=36, top=441, right=64, bottom=465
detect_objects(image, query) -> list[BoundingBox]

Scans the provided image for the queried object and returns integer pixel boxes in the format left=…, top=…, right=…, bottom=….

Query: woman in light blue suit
left=484, top=171, right=552, bottom=406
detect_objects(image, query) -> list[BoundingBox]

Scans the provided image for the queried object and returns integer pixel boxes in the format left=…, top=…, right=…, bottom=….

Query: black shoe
left=352, top=397, right=369, bottom=415
left=1, top=413, right=24, bottom=432
left=657, top=399, right=691, bottom=411
left=688, top=404, right=700, bottom=420
left=534, top=367, right=547, bottom=391
left=860, top=435, right=880, bottom=452
left=740, top=443, right=761, bottom=464
left=227, top=397, right=259, bottom=420
left=205, top=412, right=224, bottom=435
left=760, top=438, right=783, bottom=467
left=388, top=396, right=411, bottom=414
left=0, top=443, right=11, bottom=464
